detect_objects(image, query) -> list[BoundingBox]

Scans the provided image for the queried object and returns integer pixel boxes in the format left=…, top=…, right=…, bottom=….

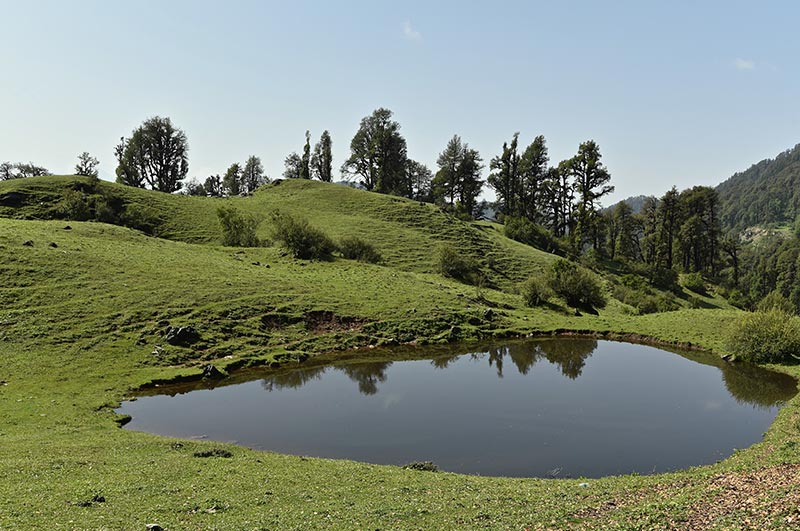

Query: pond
left=118, top=339, right=797, bottom=478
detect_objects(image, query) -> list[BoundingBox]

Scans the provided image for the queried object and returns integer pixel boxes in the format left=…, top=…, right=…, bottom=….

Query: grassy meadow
left=1, top=176, right=799, bottom=530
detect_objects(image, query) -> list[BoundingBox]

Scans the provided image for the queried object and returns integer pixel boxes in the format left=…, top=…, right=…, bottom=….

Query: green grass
left=1, top=177, right=799, bottom=529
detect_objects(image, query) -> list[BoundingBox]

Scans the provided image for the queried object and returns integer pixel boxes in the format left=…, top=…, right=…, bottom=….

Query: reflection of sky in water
left=120, top=339, right=797, bottom=478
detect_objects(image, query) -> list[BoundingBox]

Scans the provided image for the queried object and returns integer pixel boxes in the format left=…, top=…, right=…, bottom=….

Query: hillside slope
left=716, top=143, right=800, bottom=231
left=1, top=181, right=798, bottom=529
left=0, top=176, right=557, bottom=291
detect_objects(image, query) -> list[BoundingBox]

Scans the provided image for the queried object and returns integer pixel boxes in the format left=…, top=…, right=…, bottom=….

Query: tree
left=0, top=161, right=50, bottom=180
left=242, top=155, right=266, bottom=193
left=721, top=234, right=742, bottom=286
left=183, top=179, right=206, bottom=196
left=341, top=108, right=408, bottom=195
left=300, top=131, right=312, bottom=180
left=542, top=161, right=574, bottom=237
left=283, top=153, right=303, bottom=180
left=406, top=159, right=433, bottom=202
left=611, top=201, right=640, bottom=260
left=115, top=116, right=188, bottom=193
left=433, top=135, right=484, bottom=217
left=223, top=163, right=242, bottom=196
left=656, top=187, right=680, bottom=269
left=570, top=140, right=614, bottom=250
left=487, top=133, right=521, bottom=217
left=75, top=152, right=99, bottom=178
left=204, top=174, right=223, bottom=197
left=311, top=130, right=333, bottom=182
left=518, top=135, right=549, bottom=223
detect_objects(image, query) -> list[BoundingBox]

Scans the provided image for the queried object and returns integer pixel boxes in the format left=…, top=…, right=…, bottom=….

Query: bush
left=725, top=309, right=800, bottom=364
left=270, top=210, right=335, bottom=259
left=436, top=245, right=482, bottom=284
left=339, top=236, right=381, bottom=263
left=612, top=281, right=678, bottom=315
left=217, top=206, right=260, bottom=247
left=549, top=259, right=607, bottom=310
left=757, top=290, right=796, bottom=314
left=683, top=272, right=706, bottom=295
left=521, top=276, right=551, bottom=307
left=504, top=217, right=563, bottom=255
left=56, top=189, right=92, bottom=221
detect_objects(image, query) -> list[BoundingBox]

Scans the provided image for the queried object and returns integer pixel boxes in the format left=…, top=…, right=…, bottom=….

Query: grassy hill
left=0, top=176, right=798, bottom=529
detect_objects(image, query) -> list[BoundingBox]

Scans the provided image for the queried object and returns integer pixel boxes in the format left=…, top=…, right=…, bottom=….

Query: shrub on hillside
left=436, top=245, right=482, bottom=284
left=504, top=217, right=563, bottom=255
left=757, top=290, right=796, bottom=314
left=725, top=309, right=800, bottom=364
left=683, top=272, right=706, bottom=295
left=218, top=206, right=260, bottom=247
left=270, top=210, right=335, bottom=259
left=521, top=276, right=551, bottom=307
left=612, top=281, right=678, bottom=315
left=56, top=189, right=92, bottom=221
left=549, top=259, right=607, bottom=310
left=339, top=236, right=381, bottom=263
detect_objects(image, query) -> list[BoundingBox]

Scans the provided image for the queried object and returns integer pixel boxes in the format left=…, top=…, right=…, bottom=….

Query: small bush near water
left=339, top=236, right=381, bottom=263
left=521, top=276, right=551, bottom=307
left=725, top=308, right=800, bottom=364
left=549, top=259, right=607, bottom=310
left=270, top=210, right=336, bottom=260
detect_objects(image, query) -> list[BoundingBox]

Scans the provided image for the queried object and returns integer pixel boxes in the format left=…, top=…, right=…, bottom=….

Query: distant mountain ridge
left=716, top=143, right=800, bottom=232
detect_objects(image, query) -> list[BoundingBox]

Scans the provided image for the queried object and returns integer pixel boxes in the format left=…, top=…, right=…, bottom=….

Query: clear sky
left=2, top=0, right=799, bottom=204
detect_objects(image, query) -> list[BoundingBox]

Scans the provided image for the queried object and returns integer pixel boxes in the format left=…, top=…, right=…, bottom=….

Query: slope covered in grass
left=1, top=179, right=797, bottom=529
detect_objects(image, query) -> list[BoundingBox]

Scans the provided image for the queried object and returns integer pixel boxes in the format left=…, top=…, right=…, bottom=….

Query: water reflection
left=256, top=339, right=793, bottom=408
left=121, top=339, right=798, bottom=478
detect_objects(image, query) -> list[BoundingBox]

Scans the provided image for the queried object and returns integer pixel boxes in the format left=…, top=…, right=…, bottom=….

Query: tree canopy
left=115, top=116, right=188, bottom=193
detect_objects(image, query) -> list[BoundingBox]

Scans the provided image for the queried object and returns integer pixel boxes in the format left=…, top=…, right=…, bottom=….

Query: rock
left=22, top=240, right=33, bottom=247
left=578, top=482, right=589, bottom=488
left=164, top=326, right=200, bottom=346
left=63, top=225, right=72, bottom=230
left=193, top=448, right=232, bottom=458
left=145, top=525, right=164, bottom=531
left=573, top=309, right=582, bottom=317
left=49, top=242, right=58, bottom=248
left=201, top=364, right=224, bottom=380
left=721, top=353, right=738, bottom=362
left=483, top=308, right=495, bottom=320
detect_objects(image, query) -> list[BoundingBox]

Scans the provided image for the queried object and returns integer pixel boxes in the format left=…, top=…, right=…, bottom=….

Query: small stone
left=22, top=240, right=33, bottom=247
left=483, top=308, right=494, bottom=320
left=578, top=482, right=589, bottom=488
left=146, top=525, right=164, bottom=531
left=63, top=225, right=72, bottom=230
left=202, top=364, right=224, bottom=380
left=49, top=242, right=58, bottom=248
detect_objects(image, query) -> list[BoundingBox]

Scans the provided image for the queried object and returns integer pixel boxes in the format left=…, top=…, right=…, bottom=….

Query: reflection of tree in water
left=261, top=366, right=327, bottom=392
left=430, top=355, right=461, bottom=369
left=538, top=339, right=597, bottom=379
left=507, top=342, right=545, bottom=375
left=487, top=347, right=506, bottom=377
left=336, top=362, right=392, bottom=395
left=720, top=362, right=798, bottom=408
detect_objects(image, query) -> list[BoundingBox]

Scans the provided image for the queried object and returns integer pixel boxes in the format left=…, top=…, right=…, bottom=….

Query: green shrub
left=56, top=189, right=92, bottom=221
left=549, top=259, right=607, bottom=310
left=217, top=206, right=260, bottom=247
left=725, top=309, right=800, bottom=364
left=757, top=290, right=796, bottom=314
left=521, top=276, right=551, bottom=307
left=504, top=217, right=563, bottom=255
left=339, top=236, right=381, bottom=263
left=683, top=272, right=706, bottom=294
left=122, top=203, right=162, bottom=235
left=611, top=282, right=678, bottom=315
left=436, top=245, right=482, bottom=284
left=270, top=210, right=335, bottom=259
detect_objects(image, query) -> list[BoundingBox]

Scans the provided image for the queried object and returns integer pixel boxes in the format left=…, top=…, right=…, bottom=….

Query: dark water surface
left=118, top=339, right=797, bottom=478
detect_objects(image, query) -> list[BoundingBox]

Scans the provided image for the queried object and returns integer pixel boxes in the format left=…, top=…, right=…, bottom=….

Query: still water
left=118, top=339, right=797, bottom=478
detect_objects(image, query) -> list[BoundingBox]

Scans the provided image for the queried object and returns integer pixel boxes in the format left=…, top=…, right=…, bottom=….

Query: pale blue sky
left=2, top=0, right=798, bottom=203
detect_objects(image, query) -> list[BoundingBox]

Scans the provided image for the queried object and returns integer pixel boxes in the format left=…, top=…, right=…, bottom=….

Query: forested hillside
left=716, top=143, right=800, bottom=232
